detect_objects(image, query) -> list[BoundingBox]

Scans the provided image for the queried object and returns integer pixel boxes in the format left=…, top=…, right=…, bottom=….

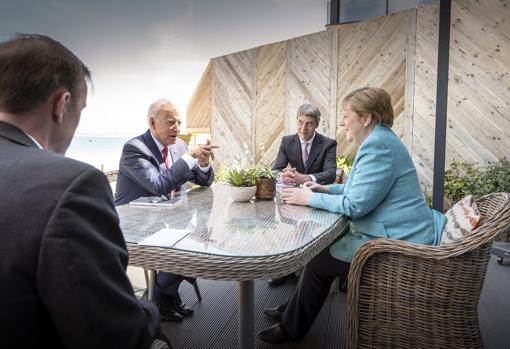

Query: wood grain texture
left=187, top=62, right=212, bottom=133
left=254, top=41, right=287, bottom=165
left=336, top=11, right=408, bottom=159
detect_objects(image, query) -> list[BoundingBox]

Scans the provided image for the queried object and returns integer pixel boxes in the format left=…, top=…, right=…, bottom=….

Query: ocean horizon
left=66, top=135, right=131, bottom=172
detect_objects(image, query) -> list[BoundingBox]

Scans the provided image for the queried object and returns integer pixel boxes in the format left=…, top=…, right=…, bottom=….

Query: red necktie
left=161, top=146, right=171, bottom=168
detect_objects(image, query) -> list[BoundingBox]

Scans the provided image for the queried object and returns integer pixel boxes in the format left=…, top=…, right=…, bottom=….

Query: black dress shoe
left=168, top=295, right=194, bottom=317
left=263, top=304, right=286, bottom=321
left=259, top=324, right=292, bottom=344
left=156, top=297, right=184, bottom=322
left=268, top=272, right=296, bottom=286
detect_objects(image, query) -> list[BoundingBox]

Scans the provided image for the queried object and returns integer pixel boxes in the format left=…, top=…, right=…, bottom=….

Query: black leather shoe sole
left=258, top=324, right=292, bottom=344
left=263, top=307, right=283, bottom=321
left=268, top=272, right=296, bottom=286
left=176, top=306, right=194, bottom=317
left=161, top=310, right=184, bottom=322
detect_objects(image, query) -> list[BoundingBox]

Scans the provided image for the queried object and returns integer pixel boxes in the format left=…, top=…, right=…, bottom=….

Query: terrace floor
left=132, top=253, right=510, bottom=349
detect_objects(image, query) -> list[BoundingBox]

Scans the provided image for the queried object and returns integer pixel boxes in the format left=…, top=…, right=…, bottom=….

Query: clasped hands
left=187, top=139, right=218, bottom=167
left=279, top=167, right=311, bottom=186
left=280, top=181, right=330, bottom=206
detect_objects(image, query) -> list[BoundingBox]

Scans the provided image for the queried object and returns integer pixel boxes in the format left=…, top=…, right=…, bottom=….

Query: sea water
left=66, top=135, right=131, bottom=171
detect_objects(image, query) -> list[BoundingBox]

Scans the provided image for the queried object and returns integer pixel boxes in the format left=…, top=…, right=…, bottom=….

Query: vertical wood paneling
left=254, top=42, right=287, bottom=165
left=186, top=62, right=212, bottom=133
left=288, top=31, right=333, bottom=136
left=336, top=11, right=408, bottom=158
left=211, top=50, right=256, bottom=167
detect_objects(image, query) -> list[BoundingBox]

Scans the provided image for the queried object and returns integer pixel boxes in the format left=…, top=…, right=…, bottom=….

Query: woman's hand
left=303, top=182, right=330, bottom=193
left=280, top=187, right=314, bottom=206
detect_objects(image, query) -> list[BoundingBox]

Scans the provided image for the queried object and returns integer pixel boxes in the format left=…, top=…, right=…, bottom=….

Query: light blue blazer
left=309, top=124, right=446, bottom=263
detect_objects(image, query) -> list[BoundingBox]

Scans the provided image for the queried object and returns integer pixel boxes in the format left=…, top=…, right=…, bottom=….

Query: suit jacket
left=0, top=121, right=159, bottom=349
left=309, top=125, right=447, bottom=263
left=273, top=132, right=337, bottom=184
left=115, top=129, right=214, bottom=205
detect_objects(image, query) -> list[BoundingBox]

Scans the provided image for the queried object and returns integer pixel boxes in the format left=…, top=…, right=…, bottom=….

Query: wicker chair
left=347, top=192, right=510, bottom=349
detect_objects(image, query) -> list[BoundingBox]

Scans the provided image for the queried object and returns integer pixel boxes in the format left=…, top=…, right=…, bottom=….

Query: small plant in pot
left=221, top=165, right=258, bottom=202
left=256, top=164, right=277, bottom=200
left=335, top=156, right=353, bottom=184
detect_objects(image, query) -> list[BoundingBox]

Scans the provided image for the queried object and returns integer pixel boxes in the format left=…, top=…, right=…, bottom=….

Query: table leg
left=239, top=280, right=254, bottom=349
left=147, top=270, right=156, bottom=301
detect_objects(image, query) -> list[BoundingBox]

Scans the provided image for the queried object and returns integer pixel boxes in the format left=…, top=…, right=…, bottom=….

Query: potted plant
left=220, top=165, right=259, bottom=202
left=335, top=156, right=353, bottom=184
left=255, top=164, right=277, bottom=200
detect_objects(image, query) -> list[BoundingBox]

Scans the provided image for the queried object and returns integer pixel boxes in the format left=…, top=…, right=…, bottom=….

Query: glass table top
left=117, top=185, right=344, bottom=258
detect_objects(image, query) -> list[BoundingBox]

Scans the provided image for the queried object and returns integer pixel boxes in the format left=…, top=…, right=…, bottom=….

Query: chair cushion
left=441, top=195, right=481, bottom=244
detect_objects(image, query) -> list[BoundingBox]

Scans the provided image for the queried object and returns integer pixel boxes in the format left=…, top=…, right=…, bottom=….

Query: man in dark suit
left=0, top=34, right=159, bottom=348
left=115, top=99, right=214, bottom=322
left=269, top=103, right=337, bottom=286
left=274, top=103, right=337, bottom=186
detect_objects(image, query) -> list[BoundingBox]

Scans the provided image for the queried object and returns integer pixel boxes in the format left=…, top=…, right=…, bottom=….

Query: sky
left=0, top=0, right=327, bottom=136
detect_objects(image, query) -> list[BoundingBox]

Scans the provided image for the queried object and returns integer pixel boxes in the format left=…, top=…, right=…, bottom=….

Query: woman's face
left=340, top=102, right=372, bottom=145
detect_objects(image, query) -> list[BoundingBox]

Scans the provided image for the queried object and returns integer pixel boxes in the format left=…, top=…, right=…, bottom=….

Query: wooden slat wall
left=186, top=62, right=212, bottom=133
left=188, top=0, right=510, bottom=189
left=412, top=5, right=440, bottom=191
left=413, top=0, right=510, bottom=190
left=211, top=50, right=256, bottom=167
left=287, top=31, right=334, bottom=137
left=254, top=42, right=287, bottom=165
left=336, top=11, right=408, bottom=159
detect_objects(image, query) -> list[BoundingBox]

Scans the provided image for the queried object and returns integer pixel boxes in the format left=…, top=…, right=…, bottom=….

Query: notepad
left=137, top=228, right=191, bottom=248
left=128, top=196, right=181, bottom=208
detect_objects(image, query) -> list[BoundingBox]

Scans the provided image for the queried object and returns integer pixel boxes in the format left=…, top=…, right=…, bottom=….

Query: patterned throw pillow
left=441, top=195, right=481, bottom=244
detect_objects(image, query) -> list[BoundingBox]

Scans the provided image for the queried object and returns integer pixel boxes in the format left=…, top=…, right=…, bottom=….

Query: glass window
left=340, top=0, right=386, bottom=23
left=388, top=0, right=437, bottom=13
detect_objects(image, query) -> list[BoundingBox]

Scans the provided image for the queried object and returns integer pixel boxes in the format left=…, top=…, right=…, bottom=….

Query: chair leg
left=191, top=279, right=202, bottom=302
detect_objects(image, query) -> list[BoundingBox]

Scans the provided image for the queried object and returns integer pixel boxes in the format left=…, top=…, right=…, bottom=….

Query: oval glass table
left=117, top=185, right=347, bottom=349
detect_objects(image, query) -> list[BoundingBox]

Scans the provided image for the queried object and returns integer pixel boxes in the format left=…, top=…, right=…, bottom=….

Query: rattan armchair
left=347, top=192, right=510, bottom=349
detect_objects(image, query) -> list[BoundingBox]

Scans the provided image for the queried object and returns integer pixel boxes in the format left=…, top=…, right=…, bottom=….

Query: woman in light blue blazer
left=259, top=87, right=446, bottom=344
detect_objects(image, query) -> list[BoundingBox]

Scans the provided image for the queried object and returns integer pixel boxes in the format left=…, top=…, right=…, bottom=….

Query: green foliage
left=444, top=159, right=510, bottom=202
left=336, top=156, right=354, bottom=176
left=217, top=164, right=258, bottom=187
left=257, top=164, right=277, bottom=179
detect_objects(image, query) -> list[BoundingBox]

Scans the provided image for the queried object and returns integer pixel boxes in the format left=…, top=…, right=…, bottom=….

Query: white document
left=128, top=196, right=181, bottom=208
left=137, top=228, right=191, bottom=248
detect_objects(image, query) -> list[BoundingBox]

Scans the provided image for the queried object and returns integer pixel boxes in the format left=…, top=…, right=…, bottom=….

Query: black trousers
left=280, top=244, right=350, bottom=339
left=155, top=272, right=195, bottom=298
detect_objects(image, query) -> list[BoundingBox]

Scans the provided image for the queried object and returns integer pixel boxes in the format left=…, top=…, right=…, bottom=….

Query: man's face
left=54, top=81, right=88, bottom=154
left=297, top=114, right=318, bottom=142
left=150, top=111, right=181, bottom=146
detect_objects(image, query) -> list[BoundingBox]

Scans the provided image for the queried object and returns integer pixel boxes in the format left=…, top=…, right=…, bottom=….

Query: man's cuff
left=198, top=163, right=211, bottom=172
left=180, top=153, right=198, bottom=169
left=309, top=174, right=317, bottom=183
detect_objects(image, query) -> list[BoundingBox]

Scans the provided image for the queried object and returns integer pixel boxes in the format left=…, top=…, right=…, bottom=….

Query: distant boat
left=88, top=139, right=92, bottom=142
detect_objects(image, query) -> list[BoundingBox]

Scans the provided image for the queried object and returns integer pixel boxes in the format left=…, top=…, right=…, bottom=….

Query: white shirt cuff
left=180, top=153, right=211, bottom=172
left=198, top=163, right=211, bottom=172
left=309, top=174, right=317, bottom=183
left=180, top=153, right=198, bottom=169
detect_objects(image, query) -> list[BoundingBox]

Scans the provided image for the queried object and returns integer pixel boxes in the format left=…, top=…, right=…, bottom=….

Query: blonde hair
left=342, top=87, right=394, bottom=127
left=147, top=99, right=178, bottom=123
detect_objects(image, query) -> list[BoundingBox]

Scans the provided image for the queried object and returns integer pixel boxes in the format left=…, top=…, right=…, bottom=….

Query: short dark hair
left=297, top=103, right=321, bottom=125
left=0, top=33, right=91, bottom=114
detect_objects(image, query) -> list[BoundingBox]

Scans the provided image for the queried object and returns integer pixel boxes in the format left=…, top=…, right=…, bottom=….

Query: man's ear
left=53, top=91, right=72, bottom=123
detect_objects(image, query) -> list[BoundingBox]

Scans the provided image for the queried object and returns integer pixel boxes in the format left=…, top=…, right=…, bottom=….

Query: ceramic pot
left=255, top=177, right=276, bottom=200
left=228, top=185, right=257, bottom=202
